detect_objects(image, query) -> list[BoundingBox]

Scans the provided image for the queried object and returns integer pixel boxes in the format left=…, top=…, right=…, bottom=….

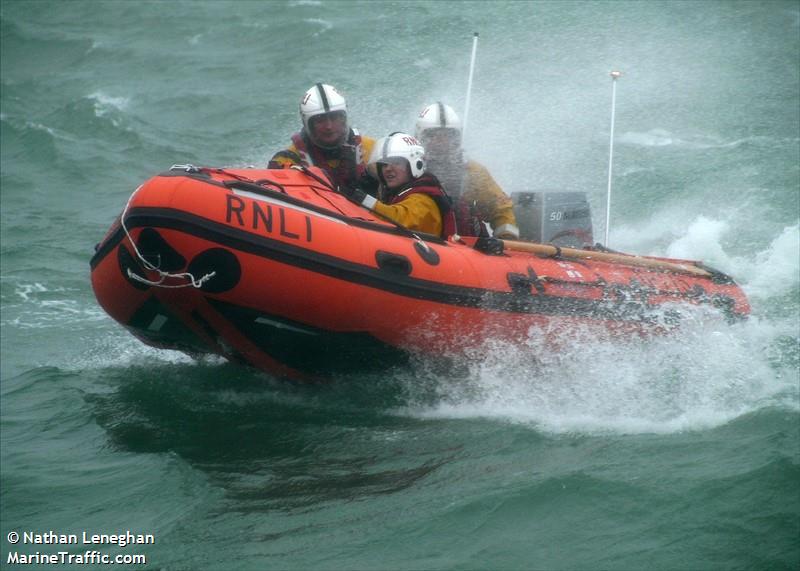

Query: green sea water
left=1, top=1, right=798, bottom=569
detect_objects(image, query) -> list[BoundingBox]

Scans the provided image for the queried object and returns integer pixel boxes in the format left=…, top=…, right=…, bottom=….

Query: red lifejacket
left=384, top=174, right=458, bottom=238
left=452, top=198, right=487, bottom=237
left=290, top=129, right=367, bottom=189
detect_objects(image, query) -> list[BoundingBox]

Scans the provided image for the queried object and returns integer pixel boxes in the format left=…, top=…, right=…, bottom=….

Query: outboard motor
left=511, top=192, right=594, bottom=248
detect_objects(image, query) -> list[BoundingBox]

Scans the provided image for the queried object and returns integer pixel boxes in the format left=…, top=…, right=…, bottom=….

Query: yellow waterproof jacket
left=372, top=193, right=443, bottom=237
left=462, top=160, right=517, bottom=236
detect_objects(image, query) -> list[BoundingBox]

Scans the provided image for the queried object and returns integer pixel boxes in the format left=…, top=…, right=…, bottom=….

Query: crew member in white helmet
left=415, top=102, right=519, bottom=239
left=269, top=83, right=376, bottom=192
left=340, top=132, right=456, bottom=238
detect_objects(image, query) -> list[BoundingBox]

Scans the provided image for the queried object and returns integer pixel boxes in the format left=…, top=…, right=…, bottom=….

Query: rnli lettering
left=252, top=201, right=272, bottom=232
left=279, top=209, right=298, bottom=239
left=226, top=195, right=246, bottom=225
left=225, top=195, right=313, bottom=242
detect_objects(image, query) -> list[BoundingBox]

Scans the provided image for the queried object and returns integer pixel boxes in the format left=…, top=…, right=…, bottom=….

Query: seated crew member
left=415, top=102, right=519, bottom=239
left=340, top=132, right=456, bottom=239
left=269, top=83, right=377, bottom=192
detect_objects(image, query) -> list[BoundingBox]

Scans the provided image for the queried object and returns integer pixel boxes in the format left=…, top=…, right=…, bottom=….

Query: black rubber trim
left=695, top=263, right=736, bottom=285
left=85, top=206, right=740, bottom=323
left=415, top=241, right=440, bottom=265
left=376, top=251, right=412, bottom=276
left=507, top=267, right=546, bottom=295
left=93, top=224, right=124, bottom=269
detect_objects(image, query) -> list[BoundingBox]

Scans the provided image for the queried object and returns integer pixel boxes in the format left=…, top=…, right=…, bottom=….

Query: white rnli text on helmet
left=372, top=133, right=426, bottom=179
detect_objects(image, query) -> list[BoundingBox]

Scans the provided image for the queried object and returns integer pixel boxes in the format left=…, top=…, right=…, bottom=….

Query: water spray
left=604, top=70, right=622, bottom=248
left=462, top=32, right=479, bottom=138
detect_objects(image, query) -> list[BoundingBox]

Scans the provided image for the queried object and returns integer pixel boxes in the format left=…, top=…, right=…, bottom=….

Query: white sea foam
left=5, top=304, right=108, bottom=329
left=2, top=112, right=67, bottom=140
left=404, top=313, right=798, bottom=435
left=67, top=333, right=203, bottom=372
left=618, top=129, right=797, bottom=151
left=741, top=223, right=800, bottom=300
left=87, top=91, right=130, bottom=118
left=619, top=129, right=676, bottom=147
left=398, top=219, right=799, bottom=435
left=617, top=129, right=733, bottom=149
left=14, top=282, right=51, bottom=301
left=290, top=0, right=322, bottom=6
left=4, top=282, right=108, bottom=329
left=665, top=216, right=731, bottom=262
left=608, top=214, right=800, bottom=303
left=610, top=212, right=726, bottom=263
left=25, top=120, right=60, bottom=138
left=303, top=18, right=333, bottom=35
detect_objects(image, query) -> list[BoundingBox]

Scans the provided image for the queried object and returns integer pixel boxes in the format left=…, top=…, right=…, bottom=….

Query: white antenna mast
left=605, top=70, right=622, bottom=248
left=462, top=32, right=479, bottom=138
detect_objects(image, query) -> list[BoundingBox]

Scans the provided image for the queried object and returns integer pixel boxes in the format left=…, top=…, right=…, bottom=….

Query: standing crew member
left=416, top=102, right=519, bottom=239
left=341, top=132, right=456, bottom=238
left=269, top=83, right=376, bottom=192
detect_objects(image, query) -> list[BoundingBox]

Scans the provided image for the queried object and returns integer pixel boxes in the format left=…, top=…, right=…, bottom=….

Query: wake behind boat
left=89, top=165, right=749, bottom=381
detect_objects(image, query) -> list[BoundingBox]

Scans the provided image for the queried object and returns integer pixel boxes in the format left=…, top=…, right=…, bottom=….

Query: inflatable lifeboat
left=90, top=166, right=750, bottom=381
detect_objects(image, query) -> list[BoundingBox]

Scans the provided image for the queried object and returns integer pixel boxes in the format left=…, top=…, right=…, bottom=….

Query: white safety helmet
left=370, top=132, right=426, bottom=178
left=415, top=102, right=462, bottom=139
left=299, top=83, right=348, bottom=144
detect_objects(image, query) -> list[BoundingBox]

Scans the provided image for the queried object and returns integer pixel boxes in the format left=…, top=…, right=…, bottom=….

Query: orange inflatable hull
left=90, top=167, right=750, bottom=381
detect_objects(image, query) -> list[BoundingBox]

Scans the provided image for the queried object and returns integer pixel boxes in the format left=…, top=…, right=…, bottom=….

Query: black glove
left=339, top=185, right=368, bottom=205
left=356, top=171, right=380, bottom=195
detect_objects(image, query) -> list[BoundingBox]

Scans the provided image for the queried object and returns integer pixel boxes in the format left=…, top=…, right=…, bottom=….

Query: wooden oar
left=501, top=239, right=713, bottom=278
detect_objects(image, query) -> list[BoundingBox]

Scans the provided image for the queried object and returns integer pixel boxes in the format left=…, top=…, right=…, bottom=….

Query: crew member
left=269, top=83, right=376, bottom=191
left=415, top=102, right=519, bottom=239
left=341, top=132, right=456, bottom=238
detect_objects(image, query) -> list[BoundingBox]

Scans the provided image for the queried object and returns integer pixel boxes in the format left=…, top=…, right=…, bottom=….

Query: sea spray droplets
left=743, top=224, right=800, bottom=301
left=665, top=216, right=731, bottom=264
left=405, top=316, right=787, bottom=436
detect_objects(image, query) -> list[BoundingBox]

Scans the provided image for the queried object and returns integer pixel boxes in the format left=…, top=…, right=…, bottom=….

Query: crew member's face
left=420, top=128, right=460, bottom=158
left=309, top=111, right=347, bottom=146
left=379, top=158, right=412, bottom=190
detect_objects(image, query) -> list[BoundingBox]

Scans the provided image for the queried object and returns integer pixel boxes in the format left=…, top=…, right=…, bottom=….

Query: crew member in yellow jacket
left=415, top=102, right=519, bottom=239
left=340, top=133, right=456, bottom=239
left=269, top=83, right=376, bottom=192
